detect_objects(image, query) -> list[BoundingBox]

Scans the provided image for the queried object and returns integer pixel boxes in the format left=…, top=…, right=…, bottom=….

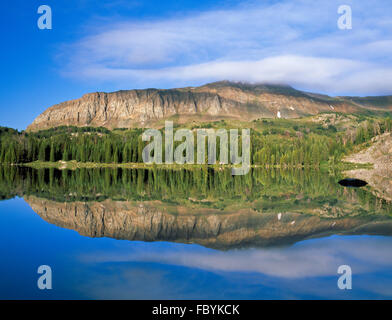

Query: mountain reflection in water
left=1, top=166, right=391, bottom=250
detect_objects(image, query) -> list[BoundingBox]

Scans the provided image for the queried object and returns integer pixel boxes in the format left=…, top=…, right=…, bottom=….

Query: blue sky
left=2, top=0, right=392, bottom=130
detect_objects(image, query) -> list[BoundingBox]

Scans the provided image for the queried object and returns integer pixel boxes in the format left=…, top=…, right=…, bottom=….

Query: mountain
left=24, top=196, right=392, bottom=249
left=27, top=81, right=392, bottom=131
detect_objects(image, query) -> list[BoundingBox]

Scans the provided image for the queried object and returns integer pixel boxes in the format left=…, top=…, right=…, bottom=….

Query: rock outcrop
left=27, top=81, right=386, bottom=131
left=25, top=196, right=392, bottom=249
left=344, top=132, right=392, bottom=201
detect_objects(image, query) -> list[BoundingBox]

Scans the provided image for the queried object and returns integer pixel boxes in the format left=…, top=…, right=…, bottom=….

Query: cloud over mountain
left=61, top=0, right=392, bottom=95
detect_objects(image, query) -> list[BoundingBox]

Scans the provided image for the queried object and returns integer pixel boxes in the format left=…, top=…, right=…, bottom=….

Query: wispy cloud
left=61, top=0, right=392, bottom=95
left=71, top=236, right=392, bottom=299
left=81, top=236, right=392, bottom=279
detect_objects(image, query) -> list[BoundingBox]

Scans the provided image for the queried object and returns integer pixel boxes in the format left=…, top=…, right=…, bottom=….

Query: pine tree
left=63, top=144, right=69, bottom=161
left=38, top=143, right=46, bottom=161
left=50, top=143, right=55, bottom=162
left=113, top=147, right=119, bottom=163
left=104, top=141, right=112, bottom=163
left=123, top=144, right=129, bottom=163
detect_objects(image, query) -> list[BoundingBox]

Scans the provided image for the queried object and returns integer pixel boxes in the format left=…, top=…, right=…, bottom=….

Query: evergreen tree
left=50, top=143, right=55, bottom=162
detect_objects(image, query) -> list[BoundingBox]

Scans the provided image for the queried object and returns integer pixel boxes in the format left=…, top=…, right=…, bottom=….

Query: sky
left=1, top=0, right=392, bottom=130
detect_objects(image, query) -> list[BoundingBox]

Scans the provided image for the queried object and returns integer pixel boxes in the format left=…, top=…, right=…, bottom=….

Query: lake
left=0, top=166, right=391, bottom=299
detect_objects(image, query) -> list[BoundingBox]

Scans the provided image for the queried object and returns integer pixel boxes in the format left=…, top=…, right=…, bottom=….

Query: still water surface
left=0, top=166, right=391, bottom=299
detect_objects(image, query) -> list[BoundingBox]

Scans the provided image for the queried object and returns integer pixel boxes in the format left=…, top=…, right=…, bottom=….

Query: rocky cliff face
left=24, top=196, right=392, bottom=249
left=344, top=132, right=392, bottom=201
left=27, top=81, right=378, bottom=131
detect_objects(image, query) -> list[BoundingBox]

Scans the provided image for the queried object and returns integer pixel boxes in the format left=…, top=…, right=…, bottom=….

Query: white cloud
left=61, top=0, right=392, bottom=95
left=81, top=236, right=392, bottom=279
left=73, top=56, right=392, bottom=95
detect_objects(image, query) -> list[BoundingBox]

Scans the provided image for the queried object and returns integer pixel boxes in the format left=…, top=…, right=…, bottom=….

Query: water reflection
left=0, top=166, right=391, bottom=249
left=339, top=178, right=368, bottom=188
left=76, top=236, right=392, bottom=299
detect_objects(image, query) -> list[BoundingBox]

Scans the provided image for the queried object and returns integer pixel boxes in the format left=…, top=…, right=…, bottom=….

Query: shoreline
left=6, top=160, right=373, bottom=171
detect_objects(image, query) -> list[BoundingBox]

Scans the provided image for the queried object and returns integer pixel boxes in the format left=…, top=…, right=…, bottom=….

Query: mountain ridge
left=27, top=81, right=392, bottom=131
left=25, top=195, right=392, bottom=249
